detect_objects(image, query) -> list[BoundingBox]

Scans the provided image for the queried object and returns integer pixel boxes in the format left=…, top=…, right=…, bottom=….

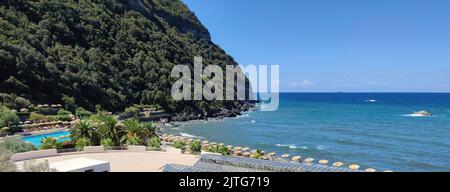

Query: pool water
left=22, top=131, right=71, bottom=148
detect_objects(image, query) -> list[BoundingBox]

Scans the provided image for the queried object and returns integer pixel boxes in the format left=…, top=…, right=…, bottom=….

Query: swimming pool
left=21, top=131, right=71, bottom=148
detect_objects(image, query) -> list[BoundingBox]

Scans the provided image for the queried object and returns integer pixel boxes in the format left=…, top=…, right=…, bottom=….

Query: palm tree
left=142, top=122, right=158, bottom=139
left=122, top=118, right=143, bottom=144
left=98, top=115, right=124, bottom=146
left=70, top=120, right=99, bottom=145
left=40, top=137, right=57, bottom=150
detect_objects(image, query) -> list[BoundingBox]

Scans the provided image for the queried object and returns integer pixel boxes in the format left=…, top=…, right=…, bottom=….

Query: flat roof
left=50, top=158, right=109, bottom=172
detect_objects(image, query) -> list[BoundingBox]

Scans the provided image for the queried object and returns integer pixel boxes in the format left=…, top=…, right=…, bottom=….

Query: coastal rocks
left=348, top=164, right=360, bottom=170
left=242, top=152, right=252, bottom=157
left=332, top=162, right=344, bottom=167
left=318, top=159, right=329, bottom=165
left=304, top=158, right=314, bottom=164
left=291, top=156, right=302, bottom=162
left=233, top=150, right=242, bottom=156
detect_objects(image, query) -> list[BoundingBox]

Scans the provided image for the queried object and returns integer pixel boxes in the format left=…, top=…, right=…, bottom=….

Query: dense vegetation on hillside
left=0, top=0, right=250, bottom=116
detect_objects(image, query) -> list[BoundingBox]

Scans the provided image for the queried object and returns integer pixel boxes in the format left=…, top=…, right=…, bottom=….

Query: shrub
left=0, top=149, right=17, bottom=172
left=75, top=138, right=91, bottom=151
left=37, top=107, right=58, bottom=115
left=60, top=141, right=75, bottom=149
left=29, top=112, right=57, bottom=122
left=127, top=135, right=142, bottom=146
left=189, top=140, right=202, bottom=152
left=101, top=138, right=114, bottom=150
left=207, top=145, right=230, bottom=155
left=147, top=137, right=161, bottom=149
left=250, top=150, right=265, bottom=159
left=56, top=115, right=72, bottom=122
left=40, top=137, right=58, bottom=150
left=57, top=109, right=72, bottom=116
left=172, top=140, right=186, bottom=150
left=0, top=137, right=36, bottom=153
left=22, top=160, right=56, bottom=172
left=75, top=107, right=92, bottom=119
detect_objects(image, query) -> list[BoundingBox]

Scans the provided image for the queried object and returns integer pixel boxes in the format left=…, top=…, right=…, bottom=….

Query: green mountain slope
left=0, top=0, right=251, bottom=117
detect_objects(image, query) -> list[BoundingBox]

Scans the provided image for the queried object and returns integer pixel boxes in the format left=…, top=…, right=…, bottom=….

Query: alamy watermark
left=171, top=57, right=279, bottom=111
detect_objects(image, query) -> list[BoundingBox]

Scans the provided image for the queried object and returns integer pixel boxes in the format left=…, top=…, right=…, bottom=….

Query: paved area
left=17, top=151, right=200, bottom=172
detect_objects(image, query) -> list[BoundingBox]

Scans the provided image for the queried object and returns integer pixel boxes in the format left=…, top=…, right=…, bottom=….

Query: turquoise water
left=166, top=93, right=450, bottom=172
left=22, top=131, right=70, bottom=148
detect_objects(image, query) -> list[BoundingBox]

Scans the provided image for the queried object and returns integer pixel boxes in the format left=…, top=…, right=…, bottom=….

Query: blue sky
left=183, top=0, right=450, bottom=92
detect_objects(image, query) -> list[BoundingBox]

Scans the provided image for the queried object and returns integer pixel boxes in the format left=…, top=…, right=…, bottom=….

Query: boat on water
left=410, top=111, right=433, bottom=117
left=365, top=99, right=377, bottom=103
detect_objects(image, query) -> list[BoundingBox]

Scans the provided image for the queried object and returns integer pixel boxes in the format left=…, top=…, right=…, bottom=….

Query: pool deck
left=15, top=151, right=200, bottom=172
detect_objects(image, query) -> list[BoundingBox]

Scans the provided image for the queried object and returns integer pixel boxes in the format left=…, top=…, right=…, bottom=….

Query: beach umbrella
left=349, top=164, right=360, bottom=170
left=365, top=168, right=377, bottom=172
left=268, top=152, right=276, bottom=157
left=227, top=145, right=233, bottom=149
left=210, top=142, right=217, bottom=146
left=202, top=140, right=209, bottom=144
left=281, top=154, right=290, bottom=158
left=332, top=162, right=344, bottom=167
left=242, top=147, right=250, bottom=151
left=233, top=146, right=242, bottom=151
left=291, top=156, right=302, bottom=162
left=304, top=158, right=314, bottom=164
left=318, top=159, right=329, bottom=165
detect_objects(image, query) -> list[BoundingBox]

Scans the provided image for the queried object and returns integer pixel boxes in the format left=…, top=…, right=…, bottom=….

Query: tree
left=70, top=120, right=99, bottom=145
left=0, top=105, right=20, bottom=133
left=61, top=95, right=76, bottom=112
left=0, top=0, right=252, bottom=116
left=122, top=118, right=142, bottom=144
left=98, top=115, right=124, bottom=146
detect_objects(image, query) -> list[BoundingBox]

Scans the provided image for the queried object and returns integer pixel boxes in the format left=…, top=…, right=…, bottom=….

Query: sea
left=164, top=93, right=450, bottom=172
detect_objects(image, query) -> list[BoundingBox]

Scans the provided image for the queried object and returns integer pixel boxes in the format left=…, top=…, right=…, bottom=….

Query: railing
left=56, top=148, right=78, bottom=153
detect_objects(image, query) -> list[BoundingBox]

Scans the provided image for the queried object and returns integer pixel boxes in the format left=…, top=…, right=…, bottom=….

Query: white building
left=49, top=158, right=110, bottom=172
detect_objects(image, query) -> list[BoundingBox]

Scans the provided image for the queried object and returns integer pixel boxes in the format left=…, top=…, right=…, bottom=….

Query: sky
left=182, top=0, right=450, bottom=92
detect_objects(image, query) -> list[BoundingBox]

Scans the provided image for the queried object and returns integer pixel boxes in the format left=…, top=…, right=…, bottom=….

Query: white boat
left=411, top=111, right=432, bottom=117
